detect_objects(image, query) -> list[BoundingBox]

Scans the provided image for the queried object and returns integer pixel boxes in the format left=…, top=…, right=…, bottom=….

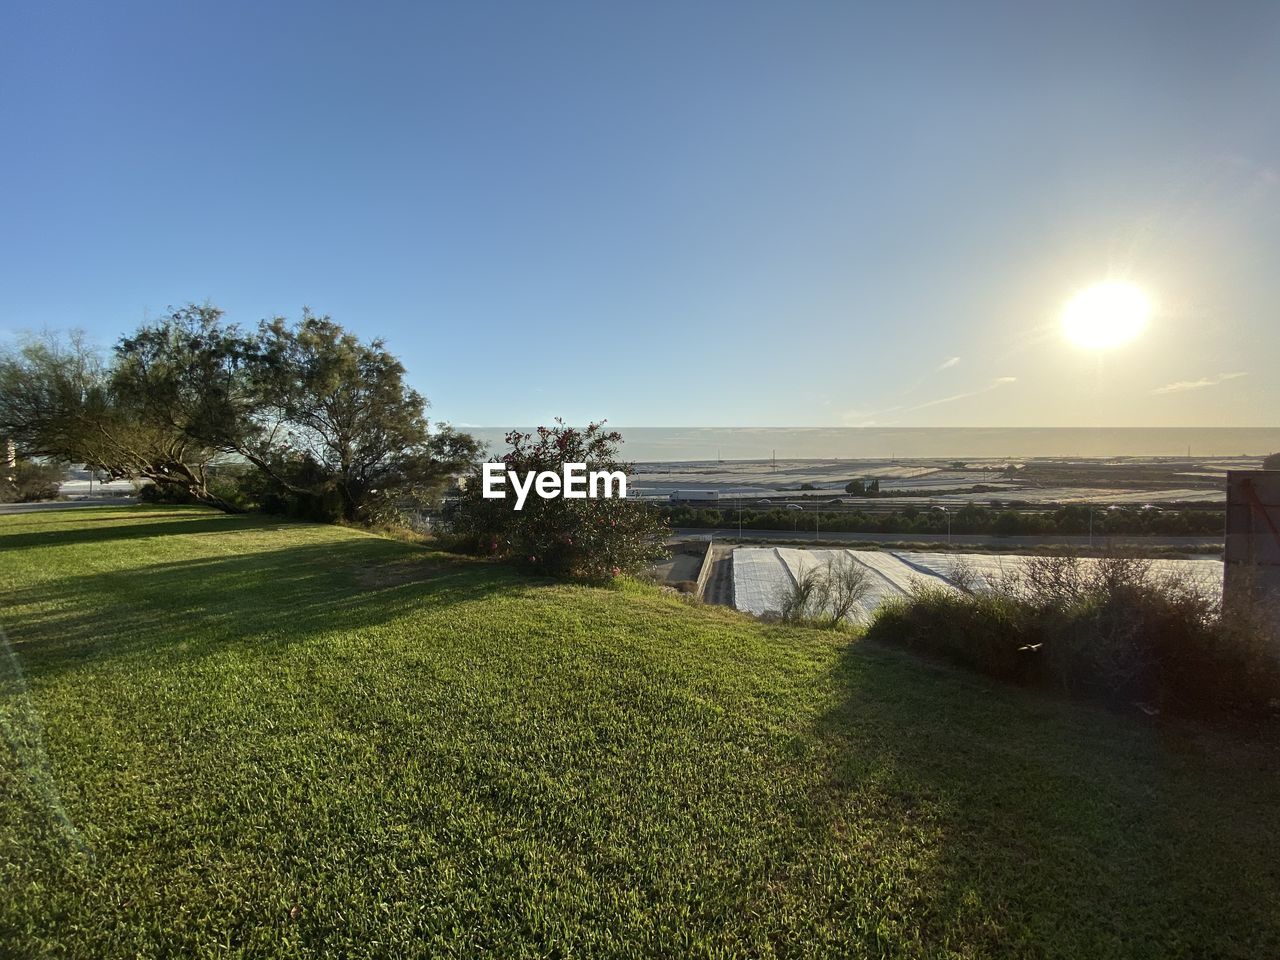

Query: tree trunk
left=192, top=488, right=245, bottom=514
left=144, top=473, right=245, bottom=514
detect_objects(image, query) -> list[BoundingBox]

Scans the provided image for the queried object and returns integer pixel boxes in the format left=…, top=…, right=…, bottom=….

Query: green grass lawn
left=2, top=506, right=1278, bottom=958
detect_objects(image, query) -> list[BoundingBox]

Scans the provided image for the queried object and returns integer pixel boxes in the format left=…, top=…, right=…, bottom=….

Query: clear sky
left=2, top=1, right=1277, bottom=428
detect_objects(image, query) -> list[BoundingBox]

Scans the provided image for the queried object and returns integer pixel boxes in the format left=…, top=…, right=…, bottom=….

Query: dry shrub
left=776, top=567, right=829, bottom=624
left=775, top=554, right=871, bottom=629
left=868, top=552, right=1280, bottom=719
left=947, top=557, right=979, bottom=595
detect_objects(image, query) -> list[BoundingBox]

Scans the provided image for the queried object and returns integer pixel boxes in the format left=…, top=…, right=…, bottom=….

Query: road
left=700, top=544, right=735, bottom=606
left=673, top=527, right=1222, bottom=551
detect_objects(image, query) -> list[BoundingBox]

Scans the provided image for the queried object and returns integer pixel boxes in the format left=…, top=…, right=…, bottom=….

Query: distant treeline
left=661, top=503, right=1223, bottom=538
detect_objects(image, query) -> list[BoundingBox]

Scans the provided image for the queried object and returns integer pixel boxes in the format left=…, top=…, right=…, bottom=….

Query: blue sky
left=2, top=1, right=1277, bottom=428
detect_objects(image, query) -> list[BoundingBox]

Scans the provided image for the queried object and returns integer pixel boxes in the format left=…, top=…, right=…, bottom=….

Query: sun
left=1061, top=281, right=1151, bottom=349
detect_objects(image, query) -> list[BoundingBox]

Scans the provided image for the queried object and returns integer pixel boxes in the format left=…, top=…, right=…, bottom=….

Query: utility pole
left=933, top=505, right=951, bottom=544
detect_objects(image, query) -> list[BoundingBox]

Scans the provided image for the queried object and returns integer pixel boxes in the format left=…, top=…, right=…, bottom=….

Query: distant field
left=733, top=547, right=1224, bottom=619
left=628, top=455, right=1242, bottom=503
left=2, top=507, right=1278, bottom=958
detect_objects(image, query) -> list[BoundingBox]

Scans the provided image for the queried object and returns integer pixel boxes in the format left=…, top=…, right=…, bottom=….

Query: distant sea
left=466, top=427, right=1280, bottom=463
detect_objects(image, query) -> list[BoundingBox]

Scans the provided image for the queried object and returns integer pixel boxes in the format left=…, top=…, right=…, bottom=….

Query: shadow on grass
left=0, top=512, right=285, bottom=550
left=2, top=537, right=528, bottom=681
left=2, top=508, right=222, bottom=526
left=807, top=638, right=1280, bottom=955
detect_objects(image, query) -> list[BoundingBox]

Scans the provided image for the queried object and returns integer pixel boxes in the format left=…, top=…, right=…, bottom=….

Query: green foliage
left=775, top=554, right=871, bottom=628
left=233, top=453, right=345, bottom=521
left=694, top=507, right=723, bottom=528
left=3, top=507, right=1280, bottom=957
left=136, top=468, right=254, bottom=513
left=136, top=482, right=195, bottom=505
left=246, top=313, right=464, bottom=522
left=114, top=306, right=471, bottom=522
left=868, top=555, right=1280, bottom=717
left=776, top=566, right=828, bottom=623
left=0, top=333, right=105, bottom=461
left=992, top=509, right=1023, bottom=536
left=0, top=460, right=63, bottom=502
left=0, top=305, right=480, bottom=522
left=113, top=304, right=252, bottom=453
left=0, top=329, right=230, bottom=508
left=454, top=421, right=666, bottom=581
left=662, top=502, right=1224, bottom=538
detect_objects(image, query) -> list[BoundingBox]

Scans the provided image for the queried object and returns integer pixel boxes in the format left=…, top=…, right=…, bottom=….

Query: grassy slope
left=1, top=507, right=1277, bottom=959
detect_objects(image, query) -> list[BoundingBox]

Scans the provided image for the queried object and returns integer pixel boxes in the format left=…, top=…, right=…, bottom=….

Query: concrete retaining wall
left=695, top=542, right=716, bottom=599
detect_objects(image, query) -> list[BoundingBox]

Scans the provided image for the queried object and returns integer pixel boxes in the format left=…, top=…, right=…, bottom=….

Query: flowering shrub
left=453, top=420, right=667, bottom=581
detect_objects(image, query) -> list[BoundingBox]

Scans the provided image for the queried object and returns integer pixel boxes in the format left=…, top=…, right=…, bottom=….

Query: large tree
left=120, top=306, right=482, bottom=521
left=112, top=303, right=255, bottom=455
left=243, top=312, right=479, bottom=521
left=1, top=305, right=480, bottom=520
left=0, top=329, right=237, bottom=510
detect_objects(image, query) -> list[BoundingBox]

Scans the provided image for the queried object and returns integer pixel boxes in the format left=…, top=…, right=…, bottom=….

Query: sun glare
left=1061, top=281, right=1151, bottom=349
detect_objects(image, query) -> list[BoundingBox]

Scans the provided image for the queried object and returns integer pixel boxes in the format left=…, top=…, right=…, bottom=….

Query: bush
left=138, top=482, right=197, bottom=505
left=0, top=460, right=63, bottom=502
left=776, top=567, right=828, bottom=624
left=775, top=554, right=871, bottom=629
left=867, top=555, right=1280, bottom=718
left=232, top=456, right=347, bottom=522
left=452, top=421, right=667, bottom=582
